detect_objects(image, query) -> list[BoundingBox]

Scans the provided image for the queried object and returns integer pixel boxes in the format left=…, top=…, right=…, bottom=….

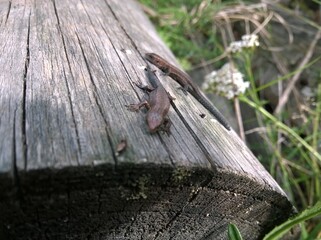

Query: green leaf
left=228, top=223, right=243, bottom=240
left=263, top=200, right=321, bottom=240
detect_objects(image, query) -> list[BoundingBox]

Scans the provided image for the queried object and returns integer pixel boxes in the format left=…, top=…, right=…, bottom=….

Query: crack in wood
left=171, top=103, right=217, bottom=170
left=104, top=0, right=141, bottom=57
left=85, top=1, right=148, bottom=106
left=52, top=0, right=82, bottom=162
left=13, top=108, right=23, bottom=202
left=5, top=0, right=12, bottom=24
left=22, top=11, right=31, bottom=171
left=75, top=33, right=118, bottom=166
left=153, top=173, right=214, bottom=239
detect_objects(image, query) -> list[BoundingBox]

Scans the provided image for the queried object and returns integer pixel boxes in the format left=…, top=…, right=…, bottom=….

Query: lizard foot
left=125, top=100, right=149, bottom=112
left=160, top=118, right=172, bottom=136
left=177, top=86, right=188, bottom=95
left=125, top=103, right=141, bottom=112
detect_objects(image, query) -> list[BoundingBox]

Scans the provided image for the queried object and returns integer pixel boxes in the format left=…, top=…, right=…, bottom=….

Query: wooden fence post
left=0, top=0, right=297, bottom=239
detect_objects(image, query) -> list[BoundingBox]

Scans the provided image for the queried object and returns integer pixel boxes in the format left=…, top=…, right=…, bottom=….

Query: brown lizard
left=126, top=65, right=175, bottom=133
left=145, top=53, right=231, bottom=131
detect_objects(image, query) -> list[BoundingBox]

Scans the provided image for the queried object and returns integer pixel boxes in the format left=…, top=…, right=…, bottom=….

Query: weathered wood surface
left=0, top=0, right=297, bottom=239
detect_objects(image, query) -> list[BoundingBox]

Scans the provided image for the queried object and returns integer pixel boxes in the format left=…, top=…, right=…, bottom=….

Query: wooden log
left=0, top=0, right=297, bottom=239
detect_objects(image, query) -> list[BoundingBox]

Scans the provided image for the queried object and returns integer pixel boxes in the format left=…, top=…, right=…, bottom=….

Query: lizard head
left=145, top=53, right=156, bottom=62
left=146, top=112, right=163, bottom=133
left=145, top=53, right=164, bottom=70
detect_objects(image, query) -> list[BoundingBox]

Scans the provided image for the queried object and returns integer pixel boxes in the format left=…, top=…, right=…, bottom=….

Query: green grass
left=139, top=0, right=321, bottom=239
left=263, top=200, right=321, bottom=240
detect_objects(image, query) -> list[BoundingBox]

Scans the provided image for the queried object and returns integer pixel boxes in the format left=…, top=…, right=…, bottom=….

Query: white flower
left=242, top=34, right=259, bottom=47
left=227, top=34, right=259, bottom=53
left=202, top=63, right=249, bottom=99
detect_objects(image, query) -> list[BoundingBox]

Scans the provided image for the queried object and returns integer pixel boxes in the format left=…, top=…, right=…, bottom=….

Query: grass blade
left=263, top=201, right=321, bottom=240
left=228, top=224, right=243, bottom=240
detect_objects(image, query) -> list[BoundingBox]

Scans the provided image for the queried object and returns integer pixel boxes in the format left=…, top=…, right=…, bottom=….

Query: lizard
left=145, top=53, right=231, bottom=131
left=126, top=64, right=175, bottom=134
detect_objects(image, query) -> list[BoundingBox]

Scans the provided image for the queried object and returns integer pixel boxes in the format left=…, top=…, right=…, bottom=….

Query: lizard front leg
left=133, top=82, right=154, bottom=92
left=126, top=100, right=150, bottom=112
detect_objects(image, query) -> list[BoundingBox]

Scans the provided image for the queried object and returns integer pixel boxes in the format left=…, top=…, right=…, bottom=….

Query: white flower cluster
left=203, top=63, right=250, bottom=99
left=227, top=34, right=259, bottom=53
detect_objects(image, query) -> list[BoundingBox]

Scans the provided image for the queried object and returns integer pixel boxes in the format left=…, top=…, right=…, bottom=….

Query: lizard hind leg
left=177, top=86, right=189, bottom=96
left=160, top=118, right=172, bottom=136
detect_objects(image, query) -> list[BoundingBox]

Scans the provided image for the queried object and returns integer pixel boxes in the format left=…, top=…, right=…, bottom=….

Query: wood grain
left=0, top=0, right=297, bottom=239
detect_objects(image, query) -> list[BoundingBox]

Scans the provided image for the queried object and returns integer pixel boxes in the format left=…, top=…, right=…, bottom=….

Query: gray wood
left=0, top=0, right=297, bottom=239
